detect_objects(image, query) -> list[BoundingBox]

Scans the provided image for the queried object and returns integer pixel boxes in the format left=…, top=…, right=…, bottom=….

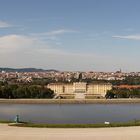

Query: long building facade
left=47, top=82, right=112, bottom=99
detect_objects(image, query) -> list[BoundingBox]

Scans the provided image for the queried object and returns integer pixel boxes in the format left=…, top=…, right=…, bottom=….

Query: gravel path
left=0, top=124, right=140, bottom=140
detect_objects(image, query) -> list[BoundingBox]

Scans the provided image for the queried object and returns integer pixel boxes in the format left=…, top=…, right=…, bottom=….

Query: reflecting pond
left=0, top=103, right=140, bottom=124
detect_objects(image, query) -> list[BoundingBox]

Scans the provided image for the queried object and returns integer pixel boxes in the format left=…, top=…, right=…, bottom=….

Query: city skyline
left=0, top=0, right=140, bottom=72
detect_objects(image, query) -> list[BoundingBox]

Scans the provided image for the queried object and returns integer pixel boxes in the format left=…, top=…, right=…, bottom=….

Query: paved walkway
left=0, top=124, right=140, bottom=140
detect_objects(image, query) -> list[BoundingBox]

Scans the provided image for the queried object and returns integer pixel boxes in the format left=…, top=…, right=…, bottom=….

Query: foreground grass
left=0, top=120, right=12, bottom=123
left=8, top=120, right=140, bottom=128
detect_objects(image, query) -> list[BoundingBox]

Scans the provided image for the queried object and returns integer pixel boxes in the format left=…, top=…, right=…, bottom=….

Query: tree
left=105, top=90, right=115, bottom=99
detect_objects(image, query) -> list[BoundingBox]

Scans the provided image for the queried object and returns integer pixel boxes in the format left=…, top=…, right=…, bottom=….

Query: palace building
left=47, top=82, right=112, bottom=99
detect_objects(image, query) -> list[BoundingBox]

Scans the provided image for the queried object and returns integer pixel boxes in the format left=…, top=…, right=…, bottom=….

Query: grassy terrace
left=7, top=120, right=140, bottom=128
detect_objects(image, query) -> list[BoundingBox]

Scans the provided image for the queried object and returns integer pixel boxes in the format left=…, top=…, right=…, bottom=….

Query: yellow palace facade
left=47, top=82, right=112, bottom=99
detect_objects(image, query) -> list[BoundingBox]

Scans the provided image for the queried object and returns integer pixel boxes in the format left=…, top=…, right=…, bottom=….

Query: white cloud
left=31, top=29, right=78, bottom=38
left=44, top=29, right=77, bottom=36
left=112, top=35, right=140, bottom=40
left=0, top=21, right=11, bottom=28
left=30, top=29, right=78, bottom=44
left=0, top=33, right=111, bottom=71
left=124, top=28, right=134, bottom=32
left=0, top=34, right=34, bottom=52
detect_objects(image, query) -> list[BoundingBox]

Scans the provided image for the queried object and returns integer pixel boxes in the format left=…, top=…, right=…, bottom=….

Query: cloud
left=112, top=35, right=140, bottom=40
left=0, top=33, right=110, bottom=71
left=31, top=29, right=78, bottom=38
left=43, top=29, right=77, bottom=36
left=30, top=29, right=78, bottom=44
left=124, top=28, right=134, bottom=32
left=0, top=34, right=34, bottom=52
left=0, top=21, right=11, bottom=28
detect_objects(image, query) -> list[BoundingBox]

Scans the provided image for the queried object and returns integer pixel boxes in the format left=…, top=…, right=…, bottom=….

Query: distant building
left=114, top=85, right=140, bottom=89
left=47, top=82, right=112, bottom=99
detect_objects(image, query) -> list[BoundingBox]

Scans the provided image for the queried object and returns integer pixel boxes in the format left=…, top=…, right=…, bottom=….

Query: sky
left=0, top=0, right=140, bottom=72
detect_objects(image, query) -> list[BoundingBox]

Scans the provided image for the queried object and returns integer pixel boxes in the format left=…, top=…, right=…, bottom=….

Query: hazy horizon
left=0, top=66, right=137, bottom=73
left=0, top=0, right=140, bottom=72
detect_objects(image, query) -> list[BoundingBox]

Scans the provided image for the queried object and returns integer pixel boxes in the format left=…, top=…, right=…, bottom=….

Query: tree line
left=106, top=88, right=140, bottom=98
left=0, top=84, right=54, bottom=99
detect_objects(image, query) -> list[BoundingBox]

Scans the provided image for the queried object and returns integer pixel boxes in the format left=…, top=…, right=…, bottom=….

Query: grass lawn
left=7, top=120, right=140, bottom=128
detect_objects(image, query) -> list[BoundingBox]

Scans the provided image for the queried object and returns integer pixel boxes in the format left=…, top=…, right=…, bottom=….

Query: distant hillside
left=0, top=68, right=58, bottom=72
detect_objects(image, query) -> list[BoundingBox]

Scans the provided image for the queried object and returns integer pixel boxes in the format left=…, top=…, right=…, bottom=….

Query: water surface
left=0, top=103, right=140, bottom=124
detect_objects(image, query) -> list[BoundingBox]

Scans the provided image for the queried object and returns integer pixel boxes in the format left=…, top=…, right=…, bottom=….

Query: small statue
left=14, top=115, right=19, bottom=123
